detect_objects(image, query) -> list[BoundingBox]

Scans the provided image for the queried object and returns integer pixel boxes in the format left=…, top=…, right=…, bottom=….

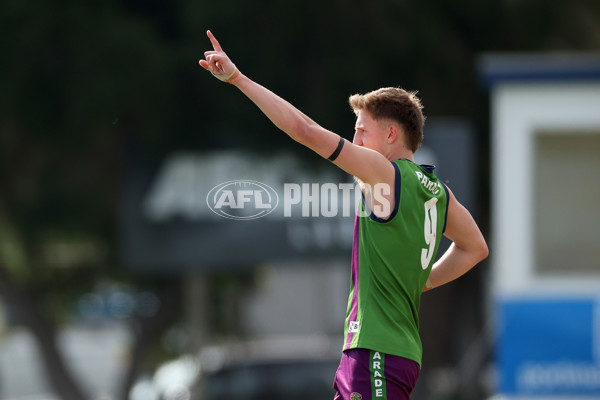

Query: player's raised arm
left=198, top=31, right=394, bottom=187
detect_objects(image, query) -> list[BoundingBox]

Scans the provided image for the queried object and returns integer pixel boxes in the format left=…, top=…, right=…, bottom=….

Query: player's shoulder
left=394, top=159, right=438, bottom=182
left=393, top=158, right=435, bottom=172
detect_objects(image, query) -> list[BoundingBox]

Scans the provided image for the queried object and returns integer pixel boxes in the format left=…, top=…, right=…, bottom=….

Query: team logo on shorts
left=350, top=392, right=362, bottom=400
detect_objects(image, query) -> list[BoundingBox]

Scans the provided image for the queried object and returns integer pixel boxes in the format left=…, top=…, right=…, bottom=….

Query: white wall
left=491, top=81, right=600, bottom=296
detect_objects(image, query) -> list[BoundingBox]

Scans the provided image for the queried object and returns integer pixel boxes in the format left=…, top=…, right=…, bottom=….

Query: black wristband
left=327, top=137, right=345, bottom=162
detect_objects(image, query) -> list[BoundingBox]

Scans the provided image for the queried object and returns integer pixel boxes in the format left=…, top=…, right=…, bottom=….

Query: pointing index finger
left=206, top=30, right=222, bottom=52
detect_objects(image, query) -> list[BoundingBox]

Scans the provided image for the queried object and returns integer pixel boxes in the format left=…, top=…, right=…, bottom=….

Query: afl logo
left=206, top=180, right=279, bottom=220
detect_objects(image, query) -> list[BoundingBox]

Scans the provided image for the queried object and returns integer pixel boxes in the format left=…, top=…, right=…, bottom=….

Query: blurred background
left=1, top=1, right=600, bottom=399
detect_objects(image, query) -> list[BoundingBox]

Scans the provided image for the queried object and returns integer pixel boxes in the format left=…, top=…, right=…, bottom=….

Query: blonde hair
left=349, top=87, right=425, bottom=152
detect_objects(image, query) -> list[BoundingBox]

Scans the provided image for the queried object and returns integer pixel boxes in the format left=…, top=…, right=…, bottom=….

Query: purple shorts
left=333, top=348, right=420, bottom=400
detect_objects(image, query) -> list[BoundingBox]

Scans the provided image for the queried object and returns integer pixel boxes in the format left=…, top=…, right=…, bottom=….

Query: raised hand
left=199, top=30, right=240, bottom=83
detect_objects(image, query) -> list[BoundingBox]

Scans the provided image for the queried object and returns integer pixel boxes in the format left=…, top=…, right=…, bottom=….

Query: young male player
left=199, top=30, right=488, bottom=400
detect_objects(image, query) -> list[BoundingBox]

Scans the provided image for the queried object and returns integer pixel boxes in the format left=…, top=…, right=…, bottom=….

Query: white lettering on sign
left=517, top=362, right=600, bottom=391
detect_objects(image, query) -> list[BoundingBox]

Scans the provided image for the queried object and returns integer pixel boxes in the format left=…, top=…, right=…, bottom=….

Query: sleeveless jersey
left=342, top=159, right=449, bottom=366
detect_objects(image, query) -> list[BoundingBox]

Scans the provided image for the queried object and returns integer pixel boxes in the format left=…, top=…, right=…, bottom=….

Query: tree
left=0, top=1, right=183, bottom=399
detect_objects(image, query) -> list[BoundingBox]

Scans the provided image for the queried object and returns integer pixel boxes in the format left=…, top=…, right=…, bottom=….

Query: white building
left=479, top=53, right=600, bottom=399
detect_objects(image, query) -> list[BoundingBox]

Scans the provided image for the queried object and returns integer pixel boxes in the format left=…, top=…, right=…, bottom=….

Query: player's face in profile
left=353, top=110, right=387, bottom=153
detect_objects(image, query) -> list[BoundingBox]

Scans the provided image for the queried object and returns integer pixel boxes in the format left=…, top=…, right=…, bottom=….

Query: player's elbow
left=458, top=236, right=488, bottom=266
left=474, top=237, right=489, bottom=264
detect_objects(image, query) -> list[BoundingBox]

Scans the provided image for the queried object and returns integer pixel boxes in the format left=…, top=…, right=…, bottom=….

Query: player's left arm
left=424, top=186, right=488, bottom=292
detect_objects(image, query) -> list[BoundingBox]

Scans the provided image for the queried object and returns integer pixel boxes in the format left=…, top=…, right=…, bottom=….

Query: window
left=534, top=132, right=600, bottom=274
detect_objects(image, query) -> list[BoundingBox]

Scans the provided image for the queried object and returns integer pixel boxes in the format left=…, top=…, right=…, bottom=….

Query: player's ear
left=387, top=124, right=399, bottom=144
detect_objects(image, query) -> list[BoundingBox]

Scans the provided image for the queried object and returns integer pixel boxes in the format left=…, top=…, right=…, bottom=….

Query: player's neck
left=388, top=148, right=414, bottom=162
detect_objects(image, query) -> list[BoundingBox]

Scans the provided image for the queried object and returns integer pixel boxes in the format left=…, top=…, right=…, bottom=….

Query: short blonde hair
left=349, top=87, right=425, bottom=152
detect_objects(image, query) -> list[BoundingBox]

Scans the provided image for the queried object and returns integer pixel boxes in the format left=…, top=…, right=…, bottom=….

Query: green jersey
left=342, top=159, right=449, bottom=366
